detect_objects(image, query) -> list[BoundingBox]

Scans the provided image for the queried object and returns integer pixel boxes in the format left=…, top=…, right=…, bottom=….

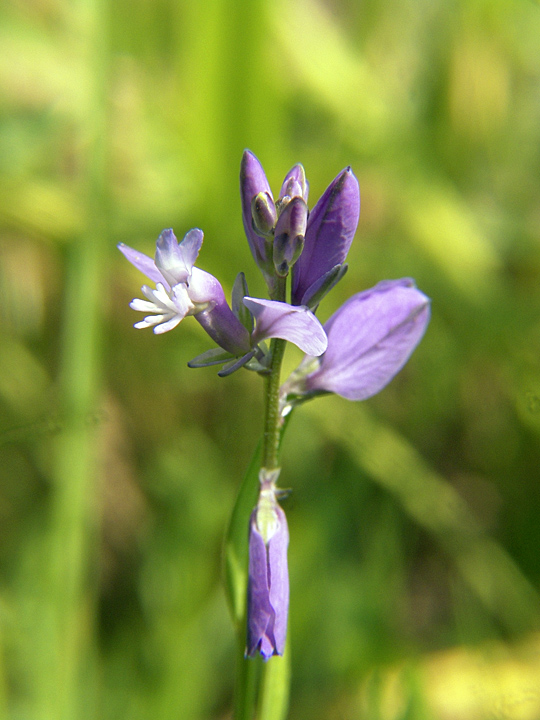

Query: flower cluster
left=119, top=150, right=430, bottom=660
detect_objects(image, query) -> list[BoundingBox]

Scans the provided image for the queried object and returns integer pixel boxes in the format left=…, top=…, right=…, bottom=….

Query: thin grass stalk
left=43, top=0, right=110, bottom=717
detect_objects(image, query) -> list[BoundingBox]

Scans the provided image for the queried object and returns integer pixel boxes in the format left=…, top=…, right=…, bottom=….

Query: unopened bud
left=252, top=191, right=277, bottom=237
left=279, top=163, right=309, bottom=204
left=246, top=468, right=289, bottom=659
left=273, top=196, right=307, bottom=277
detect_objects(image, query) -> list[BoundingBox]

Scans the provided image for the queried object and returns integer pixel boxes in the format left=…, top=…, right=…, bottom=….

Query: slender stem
left=233, top=275, right=290, bottom=720
left=233, top=636, right=261, bottom=720
left=262, top=275, right=287, bottom=471
left=42, top=2, right=108, bottom=718
left=262, top=338, right=287, bottom=470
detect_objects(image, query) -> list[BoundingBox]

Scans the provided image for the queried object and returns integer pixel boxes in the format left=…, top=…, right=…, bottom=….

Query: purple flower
left=119, top=228, right=251, bottom=355
left=119, top=228, right=328, bottom=357
left=282, top=279, right=430, bottom=403
left=291, top=167, right=360, bottom=307
left=246, top=472, right=289, bottom=659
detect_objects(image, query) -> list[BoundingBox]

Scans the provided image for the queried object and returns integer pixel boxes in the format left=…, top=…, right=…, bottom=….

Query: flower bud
left=251, top=191, right=277, bottom=237
left=273, top=196, right=308, bottom=277
left=246, top=471, right=289, bottom=659
left=278, top=163, right=309, bottom=206
left=240, top=150, right=275, bottom=278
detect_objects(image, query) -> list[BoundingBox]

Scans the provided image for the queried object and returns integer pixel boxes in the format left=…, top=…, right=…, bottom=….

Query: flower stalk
left=262, top=337, right=287, bottom=471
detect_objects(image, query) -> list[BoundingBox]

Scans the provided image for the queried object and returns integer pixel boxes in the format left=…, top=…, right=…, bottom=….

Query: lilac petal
left=246, top=505, right=289, bottom=659
left=292, top=167, right=360, bottom=305
left=246, top=511, right=274, bottom=657
left=155, top=227, right=203, bottom=287
left=190, top=268, right=251, bottom=355
left=240, top=150, right=273, bottom=270
left=306, top=279, right=430, bottom=400
left=118, top=243, right=166, bottom=287
left=244, top=297, right=328, bottom=356
left=267, top=505, right=289, bottom=656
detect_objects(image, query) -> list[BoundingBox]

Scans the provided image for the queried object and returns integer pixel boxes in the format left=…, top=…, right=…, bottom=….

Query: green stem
left=262, top=275, right=287, bottom=471
left=41, top=2, right=109, bottom=718
left=262, top=338, right=287, bottom=470
left=232, top=275, right=291, bottom=720
left=233, top=636, right=261, bottom=720
left=257, top=274, right=291, bottom=720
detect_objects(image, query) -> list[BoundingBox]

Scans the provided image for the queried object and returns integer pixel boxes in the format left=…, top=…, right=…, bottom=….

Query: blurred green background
left=2, top=0, right=540, bottom=718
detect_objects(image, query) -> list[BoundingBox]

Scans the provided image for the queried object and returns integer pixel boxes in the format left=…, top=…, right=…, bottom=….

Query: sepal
left=300, top=263, right=349, bottom=309
left=187, top=347, right=235, bottom=368
left=283, top=279, right=431, bottom=402
left=240, top=150, right=276, bottom=282
left=218, top=349, right=259, bottom=377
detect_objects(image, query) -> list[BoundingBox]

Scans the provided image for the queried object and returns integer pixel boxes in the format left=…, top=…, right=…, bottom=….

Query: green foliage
left=1, top=0, right=540, bottom=718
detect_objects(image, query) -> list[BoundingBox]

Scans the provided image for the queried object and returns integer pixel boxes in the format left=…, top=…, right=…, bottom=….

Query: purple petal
left=155, top=227, right=203, bottom=287
left=306, top=279, right=430, bottom=400
left=244, top=297, right=328, bottom=356
left=191, top=268, right=251, bottom=355
left=246, top=511, right=274, bottom=658
left=292, top=167, right=360, bottom=305
left=267, top=505, right=289, bottom=656
left=246, top=505, right=289, bottom=659
left=118, top=243, right=166, bottom=287
left=240, top=150, right=273, bottom=270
